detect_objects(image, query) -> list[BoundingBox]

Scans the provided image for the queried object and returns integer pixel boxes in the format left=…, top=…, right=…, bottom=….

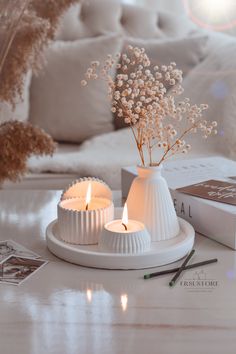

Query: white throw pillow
left=29, top=35, right=122, bottom=143
left=0, top=71, right=31, bottom=123
left=181, top=39, right=236, bottom=159
left=124, top=35, right=208, bottom=76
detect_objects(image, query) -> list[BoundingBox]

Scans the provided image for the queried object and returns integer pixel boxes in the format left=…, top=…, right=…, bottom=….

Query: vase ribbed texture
left=58, top=202, right=114, bottom=245
left=127, top=165, right=180, bottom=242
left=99, top=228, right=150, bottom=254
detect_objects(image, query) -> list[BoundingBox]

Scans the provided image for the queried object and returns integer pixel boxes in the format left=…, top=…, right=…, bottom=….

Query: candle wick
left=122, top=223, right=128, bottom=231
left=85, top=203, right=89, bottom=211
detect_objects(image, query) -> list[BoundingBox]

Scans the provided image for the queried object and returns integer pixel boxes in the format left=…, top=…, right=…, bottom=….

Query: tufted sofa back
left=56, top=0, right=196, bottom=41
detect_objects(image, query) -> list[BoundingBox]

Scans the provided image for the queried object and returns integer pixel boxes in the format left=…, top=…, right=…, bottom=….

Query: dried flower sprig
left=0, top=0, right=78, bottom=107
left=0, top=121, right=56, bottom=183
left=82, top=46, right=217, bottom=166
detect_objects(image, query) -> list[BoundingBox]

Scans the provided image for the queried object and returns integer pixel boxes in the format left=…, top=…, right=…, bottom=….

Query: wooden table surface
left=0, top=190, right=236, bottom=354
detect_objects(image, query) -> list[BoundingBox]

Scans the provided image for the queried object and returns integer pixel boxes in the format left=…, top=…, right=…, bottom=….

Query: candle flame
left=86, top=289, right=92, bottom=303
left=121, top=294, right=128, bottom=312
left=85, top=183, right=92, bottom=210
left=122, top=203, right=128, bottom=228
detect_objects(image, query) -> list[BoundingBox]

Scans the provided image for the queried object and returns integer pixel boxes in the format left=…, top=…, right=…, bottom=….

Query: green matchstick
left=144, top=258, right=218, bottom=279
left=169, top=249, right=195, bottom=287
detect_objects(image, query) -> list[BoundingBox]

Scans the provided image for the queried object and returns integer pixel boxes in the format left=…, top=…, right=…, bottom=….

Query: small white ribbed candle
left=99, top=204, right=151, bottom=254
left=57, top=178, right=114, bottom=245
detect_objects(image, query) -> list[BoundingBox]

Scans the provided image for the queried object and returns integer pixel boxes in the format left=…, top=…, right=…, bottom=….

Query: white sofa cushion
left=124, top=35, right=208, bottom=76
left=29, top=34, right=122, bottom=143
left=182, top=37, right=236, bottom=160
left=56, top=1, right=196, bottom=41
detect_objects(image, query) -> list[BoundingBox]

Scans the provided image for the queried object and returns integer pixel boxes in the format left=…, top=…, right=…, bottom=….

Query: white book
left=121, top=156, right=236, bottom=250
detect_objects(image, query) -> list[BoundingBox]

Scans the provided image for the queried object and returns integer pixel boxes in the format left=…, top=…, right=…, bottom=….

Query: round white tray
left=46, top=210, right=195, bottom=270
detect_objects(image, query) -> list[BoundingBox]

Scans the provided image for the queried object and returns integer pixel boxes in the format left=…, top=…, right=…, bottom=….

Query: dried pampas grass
left=0, top=0, right=78, bottom=183
left=30, top=0, right=79, bottom=39
left=0, top=0, right=78, bottom=107
left=0, top=121, right=56, bottom=183
left=0, top=12, right=50, bottom=107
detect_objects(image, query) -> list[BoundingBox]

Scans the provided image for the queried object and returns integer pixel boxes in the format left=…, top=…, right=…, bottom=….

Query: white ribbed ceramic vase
left=126, top=165, right=180, bottom=242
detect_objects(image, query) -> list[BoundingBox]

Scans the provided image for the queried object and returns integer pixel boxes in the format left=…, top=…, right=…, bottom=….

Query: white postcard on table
left=0, top=255, right=48, bottom=286
left=0, top=240, right=40, bottom=263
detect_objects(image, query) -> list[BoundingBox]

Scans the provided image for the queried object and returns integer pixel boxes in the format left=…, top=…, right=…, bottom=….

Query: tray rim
left=46, top=215, right=195, bottom=269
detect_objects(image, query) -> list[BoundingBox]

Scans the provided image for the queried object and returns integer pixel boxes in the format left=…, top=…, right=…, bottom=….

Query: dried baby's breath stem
left=135, top=128, right=146, bottom=166
left=130, top=124, right=144, bottom=166
left=155, top=125, right=195, bottom=166
left=82, top=46, right=217, bottom=166
left=118, top=100, right=145, bottom=165
left=148, top=138, right=153, bottom=166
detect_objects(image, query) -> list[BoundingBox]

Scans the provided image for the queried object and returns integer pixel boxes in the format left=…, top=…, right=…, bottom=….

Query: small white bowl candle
left=58, top=178, right=114, bottom=245
left=99, top=204, right=151, bottom=254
